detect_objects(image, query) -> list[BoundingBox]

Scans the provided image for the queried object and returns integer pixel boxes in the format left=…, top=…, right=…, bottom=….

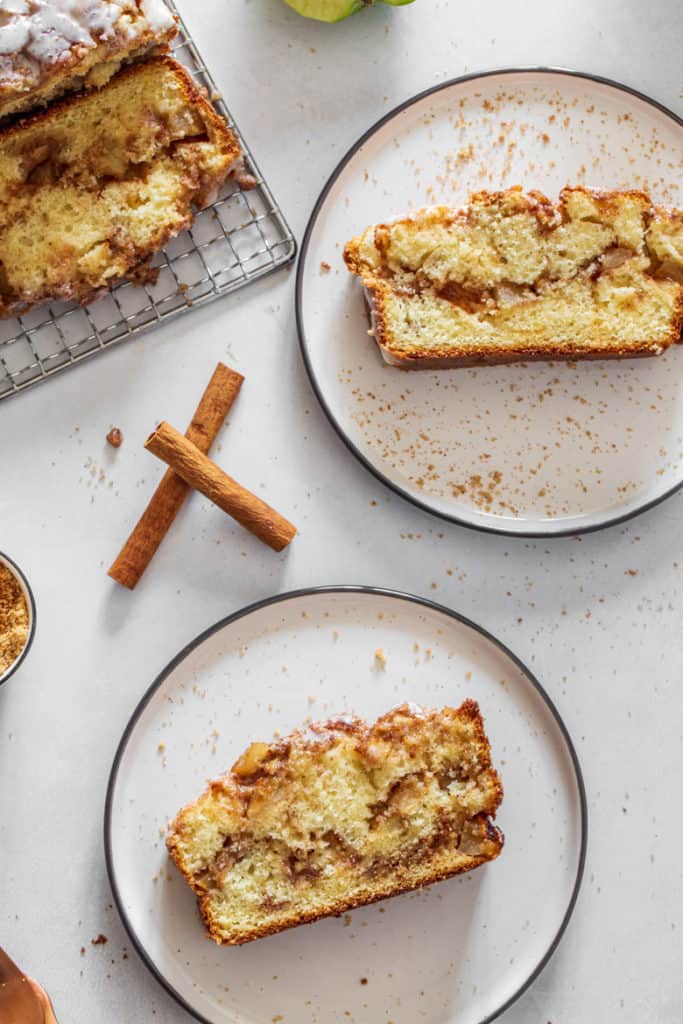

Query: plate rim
left=104, top=584, right=588, bottom=1024
left=295, top=66, right=683, bottom=539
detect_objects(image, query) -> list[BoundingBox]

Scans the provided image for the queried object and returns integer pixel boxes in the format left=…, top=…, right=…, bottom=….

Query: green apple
left=282, top=0, right=415, bottom=23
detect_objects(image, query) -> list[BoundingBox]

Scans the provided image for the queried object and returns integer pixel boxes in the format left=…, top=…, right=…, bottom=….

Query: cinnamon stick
left=145, top=422, right=296, bottom=552
left=108, top=363, right=244, bottom=589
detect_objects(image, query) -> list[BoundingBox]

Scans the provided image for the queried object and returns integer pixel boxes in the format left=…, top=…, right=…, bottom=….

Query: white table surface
left=1, top=1, right=682, bottom=1021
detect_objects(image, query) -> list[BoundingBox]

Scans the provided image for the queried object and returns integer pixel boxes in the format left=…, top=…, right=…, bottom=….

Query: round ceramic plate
left=296, top=69, right=683, bottom=536
left=105, top=587, right=586, bottom=1024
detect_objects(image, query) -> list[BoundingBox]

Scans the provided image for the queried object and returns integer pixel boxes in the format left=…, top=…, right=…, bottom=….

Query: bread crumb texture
left=167, top=701, right=503, bottom=945
left=0, top=57, right=240, bottom=316
left=344, top=187, right=683, bottom=367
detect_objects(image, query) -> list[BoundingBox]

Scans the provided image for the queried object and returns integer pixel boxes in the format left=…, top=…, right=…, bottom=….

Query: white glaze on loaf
left=0, top=0, right=175, bottom=95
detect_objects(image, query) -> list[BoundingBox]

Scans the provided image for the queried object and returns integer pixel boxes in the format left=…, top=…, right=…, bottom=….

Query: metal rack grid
left=0, top=0, right=296, bottom=402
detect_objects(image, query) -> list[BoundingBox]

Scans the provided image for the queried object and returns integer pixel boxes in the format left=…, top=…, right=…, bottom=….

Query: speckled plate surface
left=297, top=69, right=683, bottom=535
left=105, top=587, right=586, bottom=1024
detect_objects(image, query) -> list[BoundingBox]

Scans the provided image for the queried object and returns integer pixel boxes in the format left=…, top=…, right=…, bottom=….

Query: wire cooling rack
left=0, top=1, right=296, bottom=402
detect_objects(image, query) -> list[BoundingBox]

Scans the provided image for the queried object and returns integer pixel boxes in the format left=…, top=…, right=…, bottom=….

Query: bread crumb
left=374, top=648, right=387, bottom=669
left=106, top=427, right=123, bottom=448
left=157, top=742, right=166, bottom=753
left=235, top=167, right=258, bottom=191
left=320, top=261, right=332, bottom=274
left=91, top=934, right=108, bottom=946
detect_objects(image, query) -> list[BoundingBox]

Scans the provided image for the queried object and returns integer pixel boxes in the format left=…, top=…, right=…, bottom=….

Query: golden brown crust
left=167, top=701, right=504, bottom=946
left=344, top=186, right=683, bottom=368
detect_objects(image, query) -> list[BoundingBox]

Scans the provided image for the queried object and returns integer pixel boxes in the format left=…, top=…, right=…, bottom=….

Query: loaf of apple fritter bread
left=167, top=701, right=504, bottom=945
left=343, top=187, right=683, bottom=368
left=0, top=0, right=178, bottom=121
left=0, top=56, right=240, bottom=316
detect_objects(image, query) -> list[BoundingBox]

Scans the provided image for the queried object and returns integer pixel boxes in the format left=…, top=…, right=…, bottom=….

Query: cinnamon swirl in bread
left=167, top=701, right=503, bottom=945
left=0, top=57, right=240, bottom=316
left=344, top=187, right=683, bottom=368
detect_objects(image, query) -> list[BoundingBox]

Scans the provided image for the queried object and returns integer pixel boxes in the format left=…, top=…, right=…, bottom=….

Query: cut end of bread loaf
left=0, top=57, right=240, bottom=317
left=0, top=0, right=178, bottom=120
left=166, top=701, right=504, bottom=945
left=343, top=187, right=683, bottom=368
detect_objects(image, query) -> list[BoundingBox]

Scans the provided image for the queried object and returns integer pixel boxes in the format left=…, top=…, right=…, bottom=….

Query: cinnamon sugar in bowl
left=0, top=553, right=36, bottom=687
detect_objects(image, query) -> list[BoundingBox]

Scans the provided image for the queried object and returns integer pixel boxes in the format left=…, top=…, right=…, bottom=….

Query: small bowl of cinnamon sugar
left=0, top=553, right=36, bottom=687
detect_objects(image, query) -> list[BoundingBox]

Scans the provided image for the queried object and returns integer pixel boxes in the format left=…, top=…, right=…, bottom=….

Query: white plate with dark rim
left=105, top=587, right=586, bottom=1024
left=296, top=68, right=683, bottom=537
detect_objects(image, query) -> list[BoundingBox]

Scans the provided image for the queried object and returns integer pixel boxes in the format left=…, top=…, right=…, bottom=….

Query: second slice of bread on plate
left=167, top=701, right=503, bottom=945
left=344, top=187, right=683, bottom=368
left=0, top=56, right=241, bottom=317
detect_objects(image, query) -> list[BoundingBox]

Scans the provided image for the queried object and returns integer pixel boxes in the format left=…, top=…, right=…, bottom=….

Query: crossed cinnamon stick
left=108, top=363, right=296, bottom=590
